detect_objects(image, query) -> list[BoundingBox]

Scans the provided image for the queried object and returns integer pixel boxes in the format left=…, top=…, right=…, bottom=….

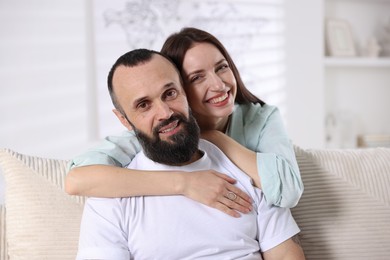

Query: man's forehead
left=115, top=55, right=179, bottom=81
left=112, top=55, right=183, bottom=101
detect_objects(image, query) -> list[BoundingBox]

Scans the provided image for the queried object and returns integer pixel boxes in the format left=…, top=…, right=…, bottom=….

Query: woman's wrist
left=171, top=171, right=188, bottom=195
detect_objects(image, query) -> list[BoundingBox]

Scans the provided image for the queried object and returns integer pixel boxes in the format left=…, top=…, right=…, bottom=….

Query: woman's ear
left=113, top=109, right=133, bottom=131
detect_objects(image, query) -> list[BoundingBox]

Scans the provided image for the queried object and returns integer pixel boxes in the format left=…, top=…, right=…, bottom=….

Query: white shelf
left=324, top=57, right=390, bottom=67
left=323, top=0, right=390, bottom=149
left=325, top=0, right=390, bottom=3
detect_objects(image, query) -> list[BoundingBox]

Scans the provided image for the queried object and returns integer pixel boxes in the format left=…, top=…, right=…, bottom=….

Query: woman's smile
left=206, top=92, right=230, bottom=107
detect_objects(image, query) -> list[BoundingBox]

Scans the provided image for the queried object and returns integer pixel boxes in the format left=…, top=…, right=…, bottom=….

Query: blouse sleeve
left=229, top=104, right=303, bottom=208
left=68, top=131, right=141, bottom=170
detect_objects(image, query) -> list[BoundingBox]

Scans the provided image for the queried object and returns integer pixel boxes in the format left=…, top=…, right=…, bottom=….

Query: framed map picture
left=91, top=0, right=286, bottom=137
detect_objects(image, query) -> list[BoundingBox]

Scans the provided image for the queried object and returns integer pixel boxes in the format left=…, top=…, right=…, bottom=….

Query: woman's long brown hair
left=161, top=27, right=265, bottom=105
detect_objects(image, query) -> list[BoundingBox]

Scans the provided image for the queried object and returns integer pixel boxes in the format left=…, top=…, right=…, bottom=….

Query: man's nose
left=155, top=101, right=173, bottom=120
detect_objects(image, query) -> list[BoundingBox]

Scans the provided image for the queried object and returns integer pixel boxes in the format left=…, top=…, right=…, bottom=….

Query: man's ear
left=113, top=109, right=133, bottom=131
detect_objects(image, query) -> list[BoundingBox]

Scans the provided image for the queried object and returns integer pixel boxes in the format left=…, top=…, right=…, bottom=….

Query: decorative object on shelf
left=364, top=37, right=381, bottom=57
left=325, top=111, right=358, bottom=149
left=325, top=18, right=356, bottom=57
left=325, top=113, right=340, bottom=149
left=378, top=17, right=390, bottom=56
left=358, top=134, right=390, bottom=148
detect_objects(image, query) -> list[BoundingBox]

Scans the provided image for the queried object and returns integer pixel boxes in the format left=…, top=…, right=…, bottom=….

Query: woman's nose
left=208, top=73, right=225, bottom=91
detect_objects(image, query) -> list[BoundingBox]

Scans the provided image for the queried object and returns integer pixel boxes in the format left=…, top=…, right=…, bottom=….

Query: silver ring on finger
left=227, top=191, right=237, bottom=201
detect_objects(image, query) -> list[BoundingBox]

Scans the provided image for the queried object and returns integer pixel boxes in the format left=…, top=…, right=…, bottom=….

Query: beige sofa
left=0, top=146, right=389, bottom=260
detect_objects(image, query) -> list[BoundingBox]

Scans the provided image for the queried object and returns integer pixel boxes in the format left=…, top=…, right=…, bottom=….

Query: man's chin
left=158, top=133, right=175, bottom=141
left=159, top=137, right=176, bottom=145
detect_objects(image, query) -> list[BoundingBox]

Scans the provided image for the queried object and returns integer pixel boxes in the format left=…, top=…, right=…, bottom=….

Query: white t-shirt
left=77, top=139, right=300, bottom=260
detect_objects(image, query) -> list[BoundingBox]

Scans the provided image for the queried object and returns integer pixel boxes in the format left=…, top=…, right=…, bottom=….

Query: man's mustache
left=153, top=114, right=185, bottom=135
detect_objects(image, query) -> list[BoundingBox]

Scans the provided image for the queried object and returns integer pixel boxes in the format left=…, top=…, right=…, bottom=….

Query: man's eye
left=165, top=89, right=178, bottom=99
left=137, top=102, right=149, bottom=110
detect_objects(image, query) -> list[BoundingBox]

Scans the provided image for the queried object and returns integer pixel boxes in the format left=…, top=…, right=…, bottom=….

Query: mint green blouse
left=69, top=103, right=303, bottom=208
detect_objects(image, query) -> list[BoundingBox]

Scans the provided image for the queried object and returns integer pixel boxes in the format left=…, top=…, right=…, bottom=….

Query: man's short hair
left=107, top=49, right=182, bottom=115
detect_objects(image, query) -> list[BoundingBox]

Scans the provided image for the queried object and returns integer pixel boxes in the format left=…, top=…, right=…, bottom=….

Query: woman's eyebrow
left=186, top=68, right=203, bottom=76
left=215, top=58, right=227, bottom=66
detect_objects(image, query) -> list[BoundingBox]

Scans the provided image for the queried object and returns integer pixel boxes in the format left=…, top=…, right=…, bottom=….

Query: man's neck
left=172, top=149, right=204, bottom=166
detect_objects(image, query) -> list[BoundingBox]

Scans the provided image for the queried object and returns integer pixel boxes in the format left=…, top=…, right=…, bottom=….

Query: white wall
left=284, top=0, right=325, bottom=149
left=0, top=0, right=91, bottom=160
left=0, top=0, right=92, bottom=204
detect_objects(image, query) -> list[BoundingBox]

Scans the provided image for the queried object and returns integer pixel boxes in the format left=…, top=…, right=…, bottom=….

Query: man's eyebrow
left=163, top=82, right=175, bottom=88
left=132, top=96, right=148, bottom=108
left=132, top=82, right=177, bottom=107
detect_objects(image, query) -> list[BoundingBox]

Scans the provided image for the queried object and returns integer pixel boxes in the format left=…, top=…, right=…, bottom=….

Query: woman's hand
left=178, top=170, right=253, bottom=218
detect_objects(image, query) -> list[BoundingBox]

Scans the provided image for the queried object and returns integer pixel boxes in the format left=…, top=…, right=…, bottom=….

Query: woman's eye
left=217, top=64, right=229, bottom=72
left=190, top=75, right=200, bottom=82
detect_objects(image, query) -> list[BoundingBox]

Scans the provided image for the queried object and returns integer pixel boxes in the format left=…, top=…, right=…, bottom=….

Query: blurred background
left=1, top=0, right=389, bottom=161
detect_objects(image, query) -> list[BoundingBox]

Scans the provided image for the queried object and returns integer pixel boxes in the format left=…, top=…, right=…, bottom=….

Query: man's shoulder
left=199, top=139, right=253, bottom=182
left=198, top=139, right=220, bottom=151
left=127, top=151, right=152, bottom=169
left=198, top=139, right=226, bottom=161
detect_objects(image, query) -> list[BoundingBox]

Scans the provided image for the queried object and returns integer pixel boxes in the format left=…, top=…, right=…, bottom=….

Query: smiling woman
left=181, top=42, right=237, bottom=132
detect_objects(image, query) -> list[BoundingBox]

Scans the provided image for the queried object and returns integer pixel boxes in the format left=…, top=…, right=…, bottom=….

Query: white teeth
left=209, top=93, right=228, bottom=104
left=160, top=121, right=178, bottom=133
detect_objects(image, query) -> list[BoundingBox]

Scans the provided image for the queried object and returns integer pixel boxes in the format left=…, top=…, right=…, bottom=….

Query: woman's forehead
left=183, top=43, right=226, bottom=70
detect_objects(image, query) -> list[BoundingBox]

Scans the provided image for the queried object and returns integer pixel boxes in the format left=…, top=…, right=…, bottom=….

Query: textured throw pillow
left=0, top=205, right=5, bottom=260
left=0, top=149, right=85, bottom=260
left=292, top=146, right=390, bottom=260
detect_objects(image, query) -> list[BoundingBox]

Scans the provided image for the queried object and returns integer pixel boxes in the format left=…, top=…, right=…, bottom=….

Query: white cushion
left=292, top=146, right=390, bottom=259
left=0, top=149, right=84, bottom=260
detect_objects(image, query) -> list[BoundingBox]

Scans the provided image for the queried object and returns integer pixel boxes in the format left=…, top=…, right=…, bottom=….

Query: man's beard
left=132, top=112, right=200, bottom=165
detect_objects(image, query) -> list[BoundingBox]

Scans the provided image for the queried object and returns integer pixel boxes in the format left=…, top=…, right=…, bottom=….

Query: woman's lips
left=207, top=92, right=229, bottom=104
